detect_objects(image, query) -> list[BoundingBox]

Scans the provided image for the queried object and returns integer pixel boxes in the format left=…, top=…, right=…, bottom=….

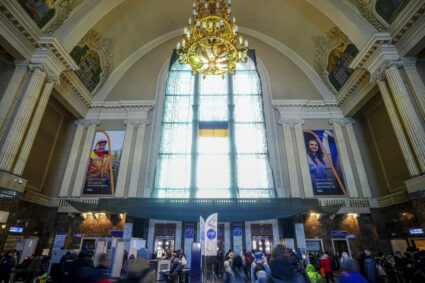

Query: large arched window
left=152, top=52, right=275, bottom=198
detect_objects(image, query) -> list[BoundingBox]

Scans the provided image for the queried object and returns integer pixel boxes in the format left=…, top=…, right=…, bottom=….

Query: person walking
left=321, top=252, right=335, bottom=283
left=0, top=251, right=16, bottom=283
left=338, top=259, right=368, bottom=283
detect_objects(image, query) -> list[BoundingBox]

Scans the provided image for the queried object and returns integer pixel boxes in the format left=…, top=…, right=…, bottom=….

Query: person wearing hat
left=86, top=139, right=111, bottom=194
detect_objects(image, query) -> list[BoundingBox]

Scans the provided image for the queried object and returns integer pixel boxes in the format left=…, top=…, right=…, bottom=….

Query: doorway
left=332, top=238, right=351, bottom=257
left=252, top=236, right=273, bottom=253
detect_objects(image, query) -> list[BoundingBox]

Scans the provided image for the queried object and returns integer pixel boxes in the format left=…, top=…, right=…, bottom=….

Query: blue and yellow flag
left=198, top=121, right=228, bottom=137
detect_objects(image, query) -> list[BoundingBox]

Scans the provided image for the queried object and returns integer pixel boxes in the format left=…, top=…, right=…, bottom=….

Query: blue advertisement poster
left=303, top=130, right=347, bottom=196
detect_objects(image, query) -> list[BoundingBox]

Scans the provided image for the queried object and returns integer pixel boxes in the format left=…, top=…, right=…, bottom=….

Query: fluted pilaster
left=0, top=61, right=28, bottom=136
left=345, top=120, right=372, bottom=198
left=13, top=81, right=54, bottom=175
left=377, top=80, right=420, bottom=176
left=115, top=121, right=135, bottom=197
left=329, top=118, right=359, bottom=198
left=293, top=122, right=314, bottom=198
left=280, top=119, right=302, bottom=198
left=402, top=58, right=425, bottom=120
left=0, top=66, right=46, bottom=171
left=71, top=121, right=98, bottom=197
left=385, top=66, right=425, bottom=172
left=59, top=121, right=85, bottom=197
left=128, top=119, right=149, bottom=197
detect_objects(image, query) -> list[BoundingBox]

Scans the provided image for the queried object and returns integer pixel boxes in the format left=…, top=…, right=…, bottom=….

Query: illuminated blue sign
left=409, top=228, right=424, bottom=235
left=10, top=227, right=23, bottom=233
left=331, top=231, right=347, bottom=237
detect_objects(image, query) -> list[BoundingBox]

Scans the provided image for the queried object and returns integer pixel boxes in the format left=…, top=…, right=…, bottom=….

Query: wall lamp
left=347, top=213, right=359, bottom=219
left=310, top=212, right=321, bottom=219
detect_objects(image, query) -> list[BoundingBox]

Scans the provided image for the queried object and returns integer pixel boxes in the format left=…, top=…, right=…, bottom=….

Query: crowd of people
left=1, top=245, right=425, bottom=282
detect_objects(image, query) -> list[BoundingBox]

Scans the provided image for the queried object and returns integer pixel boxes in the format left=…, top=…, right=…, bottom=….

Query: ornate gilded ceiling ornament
left=314, top=27, right=359, bottom=94
left=70, top=30, right=113, bottom=94
left=176, top=0, right=248, bottom=77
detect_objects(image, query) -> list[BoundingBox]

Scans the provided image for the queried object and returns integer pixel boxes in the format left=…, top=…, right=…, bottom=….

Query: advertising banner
left=83, top=131, right=125, bottom=196
left=204, top=213, right=218, bottom=256
left=303, top=130, right=347, bottom=196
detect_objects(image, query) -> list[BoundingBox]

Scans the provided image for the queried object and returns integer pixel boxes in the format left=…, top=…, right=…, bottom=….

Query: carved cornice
left=86, top=101, right=154, bottom=121
left=313, top=27, right=353, bottom=95
left=60, top=71, right=92, bottom=107
left=74, top=30, right=113, bottom=94
left=336, top=69, right=369, bottom=106
left=390, top=1, right=425, bottom=44
left=273, top=99, right=343, bottom=119
left=90, top=101, right=155, bottom=112
left=329, top=118, right=355, bottom=127
left=74, top=119, right=100, bottom=128
left=278, top=118, right=305, bottom=127
left=124, top=119, right=150, bottom=127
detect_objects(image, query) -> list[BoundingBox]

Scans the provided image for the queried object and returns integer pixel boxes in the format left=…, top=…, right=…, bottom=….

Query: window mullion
left=190, top=73, right=200, bottom=198
left=228, top=73, right=238, bottom=198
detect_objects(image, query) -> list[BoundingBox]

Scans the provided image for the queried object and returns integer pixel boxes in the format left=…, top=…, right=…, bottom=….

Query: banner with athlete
left=303, top=130, right=347, bottom=196
left=83, top=131, right=125, bottom=196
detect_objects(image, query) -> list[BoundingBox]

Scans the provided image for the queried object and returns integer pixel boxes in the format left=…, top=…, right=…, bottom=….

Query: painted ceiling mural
left=314, top=27, right=359, bottom=94
left=17, top=0, right=76, bottom=35
left=70, top=30, right=113, bottom=95
left=375, top=0, right=410, bottom=24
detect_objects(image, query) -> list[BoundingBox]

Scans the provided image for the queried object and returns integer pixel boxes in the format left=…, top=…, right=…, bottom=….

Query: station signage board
left=111, top=231, right=124, bottom=236
left=331, top=231, right=347, bottom=237
left=9, top=227, right=23, bottom=233
left=409, top=228, right=424, bottom=235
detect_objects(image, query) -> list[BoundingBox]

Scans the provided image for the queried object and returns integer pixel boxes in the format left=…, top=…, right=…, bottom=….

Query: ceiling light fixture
left=176, top=0, right=248, bottom=77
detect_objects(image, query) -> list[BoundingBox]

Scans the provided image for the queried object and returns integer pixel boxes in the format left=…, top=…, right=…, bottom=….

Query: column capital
left=329, top=118, right=355, bottom=127
left=279, top=118, right=304, bottom=127
left=74, top=119, right=100, bottom=128
left=401, top=57, right=417, bottom=70
left=28, top=62, right=60, bottom=83
left=370, top=59, right=403, bottom=83
left=14, top=60, right=29, bottom=71
left=124, top=118, right=150, bottom=127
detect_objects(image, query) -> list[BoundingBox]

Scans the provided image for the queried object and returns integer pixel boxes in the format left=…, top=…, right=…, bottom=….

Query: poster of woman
left=83, top=131, right=125, bottom=196
left=303, top=130, right=347, bottom=196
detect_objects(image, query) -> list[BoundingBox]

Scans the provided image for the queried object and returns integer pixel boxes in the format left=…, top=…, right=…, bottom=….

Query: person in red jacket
left=321, top=252, right=335, bottom=283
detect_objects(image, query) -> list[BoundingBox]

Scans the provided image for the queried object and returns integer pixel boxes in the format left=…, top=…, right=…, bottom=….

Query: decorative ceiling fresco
left=314, top=27, right=359, bottom=94
left=17, top=0, right=78, bottom=35
left=69, top=30, right=113, bottom=94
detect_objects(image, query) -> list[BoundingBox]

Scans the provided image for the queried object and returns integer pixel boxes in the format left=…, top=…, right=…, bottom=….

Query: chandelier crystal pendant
left=176, top=0, right=249, bottom=77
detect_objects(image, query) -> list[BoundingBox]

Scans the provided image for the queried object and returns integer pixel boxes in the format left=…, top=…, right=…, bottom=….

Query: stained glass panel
left=159, top=124, right=192, bottom=154
left=166, top=71, right=195, bottom=95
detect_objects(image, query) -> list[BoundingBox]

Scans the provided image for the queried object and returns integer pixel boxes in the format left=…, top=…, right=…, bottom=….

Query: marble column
left=0, top=65, right=46, bottom=172
left=293, top=121, right=314, bottom=198
left=115, top=121, right=135, bottom=198
left=59, top=121, right=86, bottom=197
left=0, top=61, right=28, bottom=136
left=13, top=80, right=55, bottom=175
left=385, top=66, right=425, bottom=172
left=280, top=119, right=301, bottom=198
left=402, top=58, right=425, bottom=119
left=329, top=119, right=359, bottom=198
left=71, top=121, right=97, bottom=197
left=128, top=120, right=148, bottom=197
left=345, top=120, right=372, bottom=198
left=377, top=80, right=420, bottom=176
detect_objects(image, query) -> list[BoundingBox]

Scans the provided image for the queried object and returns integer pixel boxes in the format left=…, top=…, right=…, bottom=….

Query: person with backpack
left=258, top=244, right=307, bottom=283
left=223, top=255, right=248, bottom=283
left=306, top=263, right=322, bottom=283
left=0, top=251, right=16, bottom=283
left=251, top=252, right=270, bottom=283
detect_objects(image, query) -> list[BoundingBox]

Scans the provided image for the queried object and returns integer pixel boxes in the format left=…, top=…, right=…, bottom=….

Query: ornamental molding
left=313, top=27, right=353, bottom=95
left=42, top=0, right=75, bottom=36
left=124, top=119, right=150, bottom=127
left=328, top=118, right=355, bottom=127
left=74, top=119, right=100, bottom=128
left=86, top=101, right=154, bottom=120
left=278, top=118, right=305, bottom=127
left=273, top=99, right=343, bottom=119
left=60, top=71, right=92, bottom=107
left=355, top=0, right=388, bottom=32
left=75, top=29, right=113, bottom=95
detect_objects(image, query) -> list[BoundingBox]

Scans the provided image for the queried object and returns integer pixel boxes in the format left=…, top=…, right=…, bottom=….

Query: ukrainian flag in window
left=198, top=121, right=229, bottom=137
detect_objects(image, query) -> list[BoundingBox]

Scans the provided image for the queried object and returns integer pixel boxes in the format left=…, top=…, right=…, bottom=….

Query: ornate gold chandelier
left=176, top=0, right=248, bottom=77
